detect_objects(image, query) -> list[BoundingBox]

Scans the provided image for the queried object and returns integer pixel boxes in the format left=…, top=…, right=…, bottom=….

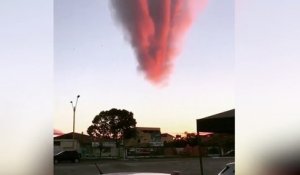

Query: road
left=54, top=157, right=234, bottom=175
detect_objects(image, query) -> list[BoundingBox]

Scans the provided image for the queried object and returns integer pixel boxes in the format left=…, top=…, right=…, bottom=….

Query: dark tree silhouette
left=87, top=108, right=137, bottom=145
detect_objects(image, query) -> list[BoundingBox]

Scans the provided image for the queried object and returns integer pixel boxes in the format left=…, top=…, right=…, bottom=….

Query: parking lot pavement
left=54, top=157, right=234, bottom=175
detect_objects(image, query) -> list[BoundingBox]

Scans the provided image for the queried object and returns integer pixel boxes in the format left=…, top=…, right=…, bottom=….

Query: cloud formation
left=110, top=0, right=207, bottom=84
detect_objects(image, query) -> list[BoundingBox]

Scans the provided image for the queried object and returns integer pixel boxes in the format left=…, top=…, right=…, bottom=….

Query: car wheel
left=74, top=158, right=79, bottom=163
left=54, top=159, right=58, bottom=164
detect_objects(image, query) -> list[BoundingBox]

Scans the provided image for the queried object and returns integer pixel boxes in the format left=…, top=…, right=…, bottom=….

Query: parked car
left=218, top=162, right=235, bottom=175
left=54, top=150, right=81, bottom=164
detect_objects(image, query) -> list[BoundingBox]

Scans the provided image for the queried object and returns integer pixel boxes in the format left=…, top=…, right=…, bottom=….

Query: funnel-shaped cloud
left=110, top=0, right=207, bottom=84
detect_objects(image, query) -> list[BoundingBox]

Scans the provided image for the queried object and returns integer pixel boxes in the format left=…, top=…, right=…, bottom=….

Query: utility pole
left=70, top=95, right=80, bottom=141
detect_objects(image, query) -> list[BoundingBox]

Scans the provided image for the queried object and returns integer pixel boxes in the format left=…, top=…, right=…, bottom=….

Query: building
left=196, top=109, right=235, bottom=175
left=54, top=132, right=91, bottom=155
left=161, top=133, right=174, bottom=143
left=125, top=127, right=164, bottom=157
left=54, top=132, right=118, bottom=158
left=125, top=127, right=163, bottom=147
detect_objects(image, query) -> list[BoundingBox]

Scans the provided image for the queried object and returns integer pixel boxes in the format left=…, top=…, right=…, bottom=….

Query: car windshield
left=220, top=166, right=230, bottom=174
left=55, top=151, right=64, bottom=156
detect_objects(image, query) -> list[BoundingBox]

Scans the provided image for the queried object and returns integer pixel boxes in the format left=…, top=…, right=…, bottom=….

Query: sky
left=54, top=0, right=234, bottom=136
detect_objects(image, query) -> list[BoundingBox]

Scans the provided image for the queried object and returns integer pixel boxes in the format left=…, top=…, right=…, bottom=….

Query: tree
left=87, top=108, right=137, bottom=146
left=164, top=132, right=200, bottom=147
left=184, top=132, right=198, bottom=146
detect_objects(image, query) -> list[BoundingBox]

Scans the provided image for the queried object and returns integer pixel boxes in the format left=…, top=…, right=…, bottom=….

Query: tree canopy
left=87, top=108, right=137, bottom=143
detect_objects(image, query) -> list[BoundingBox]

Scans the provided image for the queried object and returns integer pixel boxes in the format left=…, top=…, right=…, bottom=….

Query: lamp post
left=70, top=95, right=80, bottom=140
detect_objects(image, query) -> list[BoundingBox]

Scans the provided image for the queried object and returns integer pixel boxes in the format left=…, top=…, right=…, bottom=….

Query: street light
left=70, top=95, right=80, bottom=140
